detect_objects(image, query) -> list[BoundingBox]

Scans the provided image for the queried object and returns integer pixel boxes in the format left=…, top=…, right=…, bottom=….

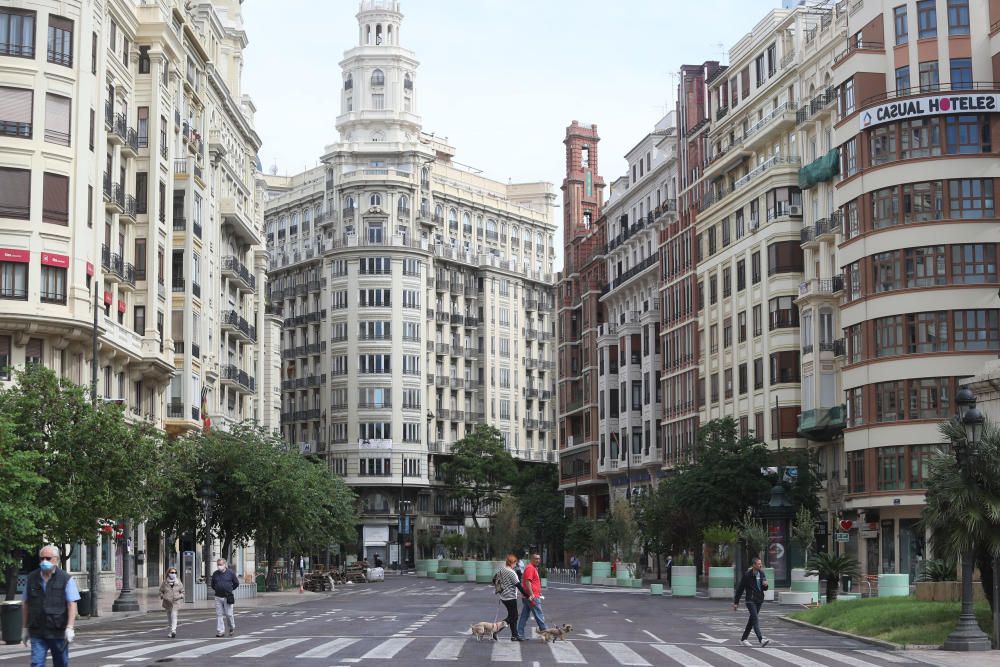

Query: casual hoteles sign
left=860, top=93, right=1000, bottom=129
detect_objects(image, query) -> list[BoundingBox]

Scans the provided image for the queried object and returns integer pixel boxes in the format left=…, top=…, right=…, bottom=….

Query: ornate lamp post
left=111, top=518, right=139, bottom=612
left=199, top=479, right=215, bottom=585
left=943, top=388, right=990, bottom=652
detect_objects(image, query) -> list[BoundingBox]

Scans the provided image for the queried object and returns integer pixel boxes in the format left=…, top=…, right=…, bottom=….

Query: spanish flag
left=201, top=386, right=211, bottom=432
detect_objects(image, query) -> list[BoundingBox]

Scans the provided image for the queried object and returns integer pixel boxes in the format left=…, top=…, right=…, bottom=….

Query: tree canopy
left=440, top=425, right=517, bottom=528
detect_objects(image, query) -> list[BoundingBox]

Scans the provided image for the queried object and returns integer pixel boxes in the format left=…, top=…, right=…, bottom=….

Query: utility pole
left=88, top=286, right=100, bottom=617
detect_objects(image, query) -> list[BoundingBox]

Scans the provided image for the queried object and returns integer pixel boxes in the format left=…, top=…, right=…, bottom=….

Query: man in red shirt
left=516, top=553, right=548, bottom=638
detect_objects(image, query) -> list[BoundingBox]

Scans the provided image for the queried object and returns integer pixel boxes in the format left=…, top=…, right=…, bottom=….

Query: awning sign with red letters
left=0, top=248, right=29, bottom=263
left=40, top=252, right=69, bottom=268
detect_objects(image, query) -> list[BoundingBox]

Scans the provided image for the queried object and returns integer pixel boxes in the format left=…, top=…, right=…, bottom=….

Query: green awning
left=798, top=149, right=840, bottom=190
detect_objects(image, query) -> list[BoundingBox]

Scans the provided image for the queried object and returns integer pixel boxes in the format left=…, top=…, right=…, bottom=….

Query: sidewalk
left=900, top=650, right=1000, bottom=666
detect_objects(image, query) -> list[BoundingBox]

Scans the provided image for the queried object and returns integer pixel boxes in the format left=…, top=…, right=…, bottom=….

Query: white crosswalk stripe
left=231, top=637, right=309, bottom=657
left=0, top=641, right=151, bottom=660
left=598, top=642, right=651, bottom=666
left=649, top=643, right=712, bottom=666
left=806, top=648, right=885, bottom=667
left=105, top=639, right=205, bottom=658
left=490, top=639, right=521, bottom=661
left=753, top=647, right=828, bottom=666
left=359, top=637, right=413, bottom=659
left=295, top=637, right=360, bottom=658
left=170, top=639, right=259, bottom=658
left=857, top=649, right=909, bottom=663
left=547, top=640, right=587, bottom=663
left=425, top=638, right=465, bottom=660
left=704, top=646, right=773, bottom=667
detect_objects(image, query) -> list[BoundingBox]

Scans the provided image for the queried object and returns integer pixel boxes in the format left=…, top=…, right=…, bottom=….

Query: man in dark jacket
left=732, top=557, right=770, bottom=647
left=21, top=545, right=79, bottom=667
left=209, top=558, right=240, bottom=637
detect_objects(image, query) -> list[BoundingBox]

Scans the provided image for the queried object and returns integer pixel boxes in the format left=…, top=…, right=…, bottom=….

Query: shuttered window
left=42, top=172, right=69, bottom=225
left=0, top=87, right=32, bottom=138
left=0, top=168, right=30, bottom=219
left=46, top=15, right=72, bottom=66
left=44, top=93, right=70, bottom=145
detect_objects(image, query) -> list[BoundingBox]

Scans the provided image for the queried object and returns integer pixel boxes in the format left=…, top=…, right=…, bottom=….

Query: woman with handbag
left=158, top=566, right=185, bottom=638
left=209, top=558, right=240, bottom=637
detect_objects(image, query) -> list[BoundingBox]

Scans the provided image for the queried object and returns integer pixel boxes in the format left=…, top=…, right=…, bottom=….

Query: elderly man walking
left=209, top=558, right=240, bottom=637
left=21, top=545, right=79, bottom=667
left=516, top=553, right=548, bottom=639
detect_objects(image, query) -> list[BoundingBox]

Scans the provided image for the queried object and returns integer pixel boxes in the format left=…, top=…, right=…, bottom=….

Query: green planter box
left=591, top=561, right=612, bottom=578
left=448, top=559, right=463, bottom=572
left=476, top=561, right=493, bottom=577
left=415, top=560, right=428, bottom=574
left=463, top=560, right=478, bottom=582
left=448, top=573, right=465, bottom=583
left=631, top=579, right=643, bottom=589
left=541, top=578, right=548, bottom=589
left=878, top=573, right=909, bottom=598
left=791, top=568, right=820, bottom=603
left=476, top=574, right=493, bottom=584
left=764, top=568, right=775, bottom=601
left=434, top=571, right=448, bottom=581
left=672, top=565, right=697, bottom=597
left=650, top=583, right=663, bottom=595
left=580, top=576, right=592, bottom=585
left=0, top=601, right=22, bottom=645
left=708, top=565, right=734, bottom=599
left=425, top=559, right=440, bottom=574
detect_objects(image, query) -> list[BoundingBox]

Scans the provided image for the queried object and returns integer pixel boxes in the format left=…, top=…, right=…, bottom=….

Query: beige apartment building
left=830, top=0, right=998, bottom=579
left=0, top=0, right=277, bottom=589
left=265, top=0, right=558, bottom=565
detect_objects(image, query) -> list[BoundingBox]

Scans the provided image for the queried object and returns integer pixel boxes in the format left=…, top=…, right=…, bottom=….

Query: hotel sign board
left=860, top=93, right=1000, bottom=130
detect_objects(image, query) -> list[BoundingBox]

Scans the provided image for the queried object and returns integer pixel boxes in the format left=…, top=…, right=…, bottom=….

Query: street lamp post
left=199, top=479, right=214, bottom=585
left=943, top=389, right=990, bottom=652
left=88, top=286, right=100, bottom=616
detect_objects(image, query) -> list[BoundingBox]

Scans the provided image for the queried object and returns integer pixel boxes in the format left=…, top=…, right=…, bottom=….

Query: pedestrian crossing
left=0, top=636, right=926, bottom=666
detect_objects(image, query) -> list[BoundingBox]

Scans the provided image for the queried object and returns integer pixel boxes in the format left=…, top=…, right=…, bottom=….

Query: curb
left=778, top=615, right=904, bottom=650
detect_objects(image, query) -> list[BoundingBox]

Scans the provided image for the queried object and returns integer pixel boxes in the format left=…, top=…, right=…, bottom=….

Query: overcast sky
left=242, top=0, right=783, bottom=251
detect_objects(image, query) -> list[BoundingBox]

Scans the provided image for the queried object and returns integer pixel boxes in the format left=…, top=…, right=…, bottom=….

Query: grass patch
left=788, top=597, right=993, bottom=646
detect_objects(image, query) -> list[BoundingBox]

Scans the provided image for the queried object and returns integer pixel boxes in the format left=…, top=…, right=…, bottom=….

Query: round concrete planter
left=708, top=565, right=734, bottom=599
left=415, top=560, right=428, bottom=575
left=791, top=568, right=820, bottom=603
left=878, top=573, right=909, bottom=597
left=434, top=571, right=448, bottom=581
left=580, top=576, right=592, bottom=585
left=476, top=561, right=493, bottom=577
left=764, top=567, right=775, bottom=601
left=448, top=559, right=463, bottom=572
left=463, top=560, right=477, bottom=582
left=541, top=578, right=548, bottom=589
left=592, top=561, right=612, bottom=578
left=425, top=559, right=440, bottom=575
left=672, top=565, right=697, bottom=597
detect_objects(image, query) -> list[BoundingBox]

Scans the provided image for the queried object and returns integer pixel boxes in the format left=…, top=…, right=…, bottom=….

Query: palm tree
left=807, top=553, right=860, bottom=602
left=920, top=418, right=1000, bottom=613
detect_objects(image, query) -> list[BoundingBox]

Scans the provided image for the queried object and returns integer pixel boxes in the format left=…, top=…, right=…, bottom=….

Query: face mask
left=217, top=564, right=226, bottom=571
left=40, top=560, right=55, bottom=572
left=168, top=573, right=177, bottom=581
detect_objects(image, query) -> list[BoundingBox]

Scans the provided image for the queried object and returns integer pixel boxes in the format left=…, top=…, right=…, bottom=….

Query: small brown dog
left=470, top=620, right=508, bottom=641
left=538, top=624, right=573, bottom=642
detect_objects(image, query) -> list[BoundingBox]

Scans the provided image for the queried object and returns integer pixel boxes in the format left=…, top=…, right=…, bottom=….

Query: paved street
left=0, top=577, right=948, bottom=666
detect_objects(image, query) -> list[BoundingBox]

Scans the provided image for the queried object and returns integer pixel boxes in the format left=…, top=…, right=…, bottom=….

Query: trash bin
left=77, top=590, right=92, bottom=617
left=256, top=575, right=266, bottom=593
left=0, top=600, right=23, bottom=645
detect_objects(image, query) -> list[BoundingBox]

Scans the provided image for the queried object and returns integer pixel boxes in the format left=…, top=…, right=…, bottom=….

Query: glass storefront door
left=899, top=519, right=925, bottom=581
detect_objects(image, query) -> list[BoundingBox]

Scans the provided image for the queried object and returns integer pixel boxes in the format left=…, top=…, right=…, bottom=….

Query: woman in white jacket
left=158, top=567, right=185, bottom=638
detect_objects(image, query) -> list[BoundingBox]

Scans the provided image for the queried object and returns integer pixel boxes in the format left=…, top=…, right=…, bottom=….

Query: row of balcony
left=607, top=254, right=658, bottom=292
left=221, top=310, right=257, bottom=342
left=429, top=376, right=483, bottom=391
left=282, top=310, right=326, bottom=328
left=427, top=310, right=480, bottom=328
left=285, top=342, right=326, bottom=358
left=800, top=211, right=843, bottom=245
left=220, top=364, right=256, bottom=393
left=271, top=278, right=325, bottom=300
left=221, top=256, right=256, bottom=292
left=281, top=375, right=327, bottom=391
left=795, top=87, right=836, bottom=125
left=100, top=244, right=137, bottom=288
left=797, top=275, right=844, bottom=297
left=281, top=408, right=321, bottom=422
left=105, top=104, right=139, bottom=154
left=434, top=409, right=487, bottom=423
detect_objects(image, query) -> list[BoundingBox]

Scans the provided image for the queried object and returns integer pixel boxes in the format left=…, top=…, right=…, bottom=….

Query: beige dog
left=538, top=624, right=573, bottom=642
left=470, top=620, right=508, bottom=641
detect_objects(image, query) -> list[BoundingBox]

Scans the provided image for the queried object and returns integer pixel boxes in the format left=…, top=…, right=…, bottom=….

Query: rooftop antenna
left=717, top=42, right=727, bottom=64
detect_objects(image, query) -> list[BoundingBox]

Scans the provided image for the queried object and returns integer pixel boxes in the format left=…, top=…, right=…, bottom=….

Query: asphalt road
left=1, top=577, right=940, bottom=666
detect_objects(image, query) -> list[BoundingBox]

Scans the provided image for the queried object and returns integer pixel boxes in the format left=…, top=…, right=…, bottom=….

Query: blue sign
left=398, top=515, right=411, bottom=535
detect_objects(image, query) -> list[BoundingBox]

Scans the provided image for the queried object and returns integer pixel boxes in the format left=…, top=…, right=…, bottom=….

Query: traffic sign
left=834, top=532, right=850, bottom=542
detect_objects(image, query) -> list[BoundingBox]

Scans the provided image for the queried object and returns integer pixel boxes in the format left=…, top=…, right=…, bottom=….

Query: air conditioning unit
left=788, top=205, right=803, bottom=217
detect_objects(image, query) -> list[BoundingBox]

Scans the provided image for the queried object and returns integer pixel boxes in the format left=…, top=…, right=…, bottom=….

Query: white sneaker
left=740, top=639, right=753, bottom=647
left=760, top=637, right=771, bottom=647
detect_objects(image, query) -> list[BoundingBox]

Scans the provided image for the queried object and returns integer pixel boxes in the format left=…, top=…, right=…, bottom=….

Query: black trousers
left=742, top=601, right=763, bottom=641
left=501, top=599, right=520, bottom=637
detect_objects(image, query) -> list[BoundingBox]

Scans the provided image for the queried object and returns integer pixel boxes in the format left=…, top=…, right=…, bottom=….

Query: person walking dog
left=159, top=566, right=185, bottom=638
left=21, top=545, right=78, bottom=667
left=516, top=553, right=548, bottom=639
left=733, top=557, right=770, bottom=647
left=492, top=554, right=532, bottom=641
left=209, top=559, right=240, bottom=637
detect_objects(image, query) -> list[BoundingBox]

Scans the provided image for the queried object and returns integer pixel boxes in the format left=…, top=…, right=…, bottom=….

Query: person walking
left=209, top=558, right=240, bottom=637
left=21, top=545, right=79, bottom=667
left=665, top=555, right=673, bottom=588
left=159, top=566, right=185, bottom=638
left=569, top=555, right=580, bottom=579
left=493, top=554, right=531, bottom=641
left=733, top=557, right=770, bottom=647
left=516, top=553, right=548, bottom=639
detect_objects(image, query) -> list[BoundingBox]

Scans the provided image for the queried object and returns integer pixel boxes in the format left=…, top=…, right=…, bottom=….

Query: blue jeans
left=516, top=598, right=547, bottom=637
left=31, top=637, right=68, bottom=667
left=742, top=601, right=763, bottom=641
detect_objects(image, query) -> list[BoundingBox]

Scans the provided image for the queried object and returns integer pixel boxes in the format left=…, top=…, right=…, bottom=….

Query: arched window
left=315, top=206, right=323, bottom=222
left=523, top=228, right=531, bottom=242
left=461, top=212, right=471, bottom=231
left=369, top=193, right=383, bottom=207
left=476, top=216, right=484, bottom=237
left=375, top=24, right=384, bottom=45
left=511, top=226, right=519, bottom=242
left=398, top=195, right=409, bottom=212
left=486, top=219, right=497, bottom=234
left=447, top=209, right=458, bottom=228
left=371, top=69, right=385, bottom=87
left=344, top=74, right=353, bottom=91
left=344, top=195, right=355, bottom=211
left=420, top=198, right=429, bottom=215
left=536, top=232, right=543, bottom=246
left=434, top=204, right=443, bottom=221
left=404, top=73, right=413, bottom=92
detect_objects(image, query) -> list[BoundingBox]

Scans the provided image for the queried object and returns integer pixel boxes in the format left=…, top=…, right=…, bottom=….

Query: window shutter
left=42, top=172, right=69, bottom=224
left=0, top=168, right=31, bottom=218
left=0, top=87, right=33, bottom=123
left=45, top=93, right=71, bottom=144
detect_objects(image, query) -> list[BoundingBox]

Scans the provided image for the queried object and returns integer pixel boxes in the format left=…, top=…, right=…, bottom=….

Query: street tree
left=511, top=462, right=567, bottom=561
left=0, top=417, right=49, bottom=598
left=440, top=425, right=517, bottom=529
left=564, top=519, right=595, bottom=563
left=635, top=484, right=672, bottom=578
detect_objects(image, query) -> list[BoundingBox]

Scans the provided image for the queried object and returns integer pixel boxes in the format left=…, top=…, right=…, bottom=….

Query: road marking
left=579, top=629, right=607, bottom=639
left=0, top=641, right=150, bottom=661
left=548, top=640, right=587, bottom=663
left=704, top=647, right=771, bottom=667
left=232, top=638, right=309, bottom=657
left=440, top=591, right=466, bottom=608
left=360, top=637, right=413, bottom=659
left=650, top=644, right=711, bottom=666
left=805, top=648, right=884, bottom=667
left=642, top=631, right=665, bottom=643
left=170, top=639, right=259, bottom=658
left=754, top=647, right=826, bottom=666
left=295, top=637, right=360, bottom=658
left=106, top=640, right=205, bottom=658
left=426, top=638, right=465, bottom=661
left=697, top=632, right=727, bottom=643
left=598, top=642, right=650, bottom=666
left=491, top=639, right=522, bottom=661
left=856, top=649, right=909, bottom=663
left=625, top=618, right=633, bottom=623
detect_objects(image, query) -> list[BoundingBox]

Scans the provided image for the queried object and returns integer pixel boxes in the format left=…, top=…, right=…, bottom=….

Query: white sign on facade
left=359, top=438, right=392, bottom=450
left=363, top=525, right=389, bottom=546
left=860, top=93, right=1000, bottom=130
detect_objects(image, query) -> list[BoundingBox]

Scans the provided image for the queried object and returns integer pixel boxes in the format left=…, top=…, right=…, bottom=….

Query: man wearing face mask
left=209, top=558, right=240, bottom=637
left=21, top=545, right=79, bottom=667
left=159, top=567, right=185, bottom=638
